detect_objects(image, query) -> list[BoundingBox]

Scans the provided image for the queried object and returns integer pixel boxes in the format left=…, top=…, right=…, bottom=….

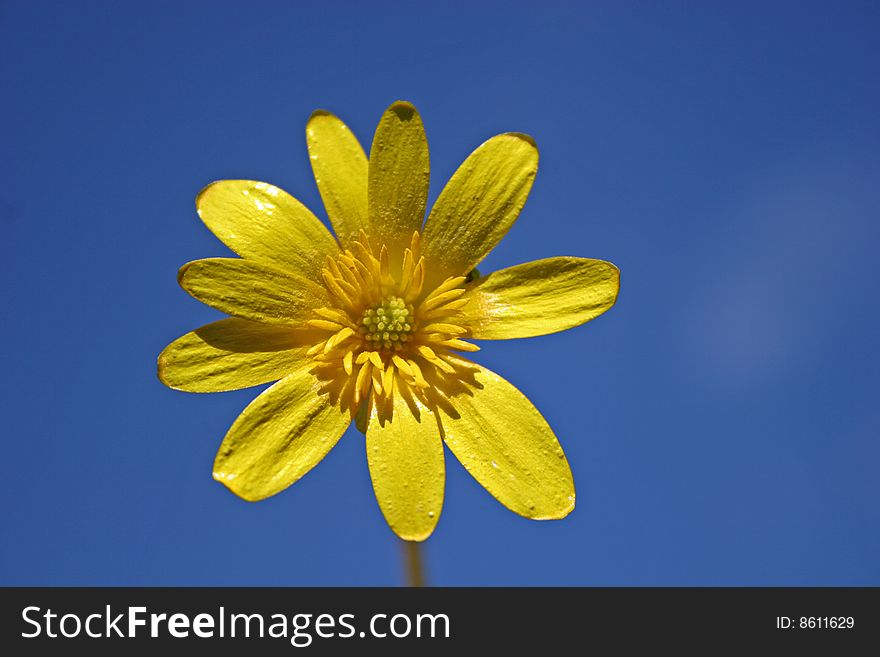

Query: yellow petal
left=178, top=257, right=327, bottom=325
left=158, top=318, right=313, bottom=392
left=439, top=356, right=574, bottom=519
left=368, top=101, right=430, bottom=266
left=366, top=393, right=444, bottom=541
left=421, top=133, right=538, bottom=289
left=213, top=366, right=351, bottom=501
left=306, top=110, right=369, bottom=247
left=196, top=180, right=338, bottom=275
left=460, top=257, right=620, bottom=339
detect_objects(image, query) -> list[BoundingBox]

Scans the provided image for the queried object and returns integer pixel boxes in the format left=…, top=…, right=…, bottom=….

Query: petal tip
left=194, top=180, right=220, bottom=212
left=536, top=491, right=576, bottom=520
left=307, top=108, right=335, bottom=125
left=306, top=110, right=346, bottom=143
left=503, top=131, right=538, bottom=149
left=155, top=350, right=189, bottom=393
left=176, top=261, right=192, bottom=287
left=394, top=526, right=436, bottom=543
left=386, top=100, right=419, bottom=121
left=560, top=492, right=576, bottom=518
left=610, top=266, right=621, bottom=302
left=213, top=469, right=263, bottom=503
left=156, top=350, right=170, bottom=384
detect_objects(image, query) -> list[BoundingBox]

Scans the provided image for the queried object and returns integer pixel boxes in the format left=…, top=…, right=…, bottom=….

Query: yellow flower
left=158, top=101, right=619, bottom=541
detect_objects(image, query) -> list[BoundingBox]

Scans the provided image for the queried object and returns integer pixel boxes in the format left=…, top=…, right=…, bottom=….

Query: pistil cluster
left=360, top=296, right=415, bottom=352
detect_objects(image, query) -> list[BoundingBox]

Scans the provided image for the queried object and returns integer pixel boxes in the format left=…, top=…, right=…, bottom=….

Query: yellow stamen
left=426, top=275, right=467, bottom=300
left=421, top=288, right=466, bottom=313
left=306, top=319, right=344, bottom=331
left=407, top=257, right=425, bottom=300
left=392, top=355, right=412, bottom=375
left=441, top=338, right=480, bottom=352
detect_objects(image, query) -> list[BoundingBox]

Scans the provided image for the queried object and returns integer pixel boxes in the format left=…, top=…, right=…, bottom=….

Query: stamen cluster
left=304, top=230, right=479, bottom=423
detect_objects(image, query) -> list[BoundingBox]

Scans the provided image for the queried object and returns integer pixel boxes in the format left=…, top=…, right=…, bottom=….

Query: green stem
left=402, top=540, right=426, bottom=587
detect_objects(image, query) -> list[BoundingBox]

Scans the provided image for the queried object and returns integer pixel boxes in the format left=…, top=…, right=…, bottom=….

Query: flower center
left=305, top=229, right=480, bottom=426
left=360, top=296, right=415, bottom=352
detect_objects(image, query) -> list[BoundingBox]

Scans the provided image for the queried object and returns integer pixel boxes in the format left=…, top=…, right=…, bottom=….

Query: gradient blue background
left=2, top=1, right=878, bottom=585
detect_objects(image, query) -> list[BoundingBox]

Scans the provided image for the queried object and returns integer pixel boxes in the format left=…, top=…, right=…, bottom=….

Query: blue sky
left=2, top=1, right=878, bottom=585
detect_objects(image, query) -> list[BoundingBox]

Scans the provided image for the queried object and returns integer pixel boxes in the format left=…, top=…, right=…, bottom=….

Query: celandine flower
left=158, top=101, right=619, bottom=541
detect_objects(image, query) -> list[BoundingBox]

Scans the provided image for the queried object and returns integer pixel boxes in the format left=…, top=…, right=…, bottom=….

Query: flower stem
left=402, top=540, right=426, bottom=587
